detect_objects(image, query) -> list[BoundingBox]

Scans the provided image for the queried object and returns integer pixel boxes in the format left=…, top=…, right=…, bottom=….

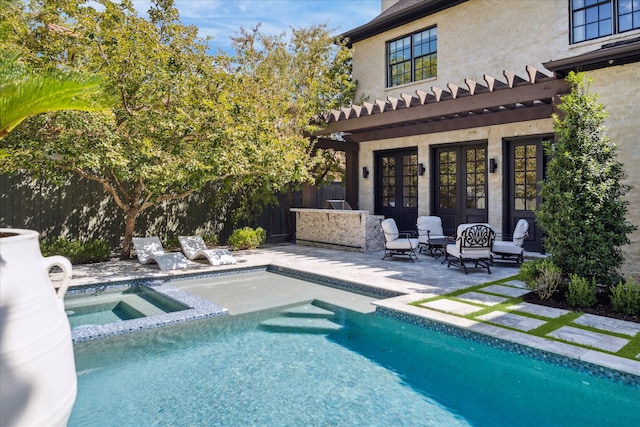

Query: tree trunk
left=120, top=207, right=140, bottom=259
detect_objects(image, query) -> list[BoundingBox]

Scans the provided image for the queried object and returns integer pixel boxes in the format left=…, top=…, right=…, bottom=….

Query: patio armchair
left=381, top=218, right=419, bottom=262
left=445, top=224, right=495, bottom=274
left=492, top=219, right=529, bottom=264
left=416, top=216, right=446, bottom=257
left=132, top=237, right=191, bottom=270
left=178, top=235, right=237, bottom=266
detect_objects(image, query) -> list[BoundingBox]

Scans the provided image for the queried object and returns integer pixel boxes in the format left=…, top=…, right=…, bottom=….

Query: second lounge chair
left=132, top=237, right=191, bottom=270
left=178, top=235, right=237, bottom=266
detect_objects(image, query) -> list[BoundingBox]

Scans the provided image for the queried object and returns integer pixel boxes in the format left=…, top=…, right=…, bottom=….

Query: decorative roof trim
left=315, top=65, right=570, bottom=140
left=339, top=0, right=468, bottom=47
left=543, top=38, right=640, bottom=77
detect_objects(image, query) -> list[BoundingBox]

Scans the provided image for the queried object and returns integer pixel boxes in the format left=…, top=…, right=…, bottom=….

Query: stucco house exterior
left=315, top=0, right=640, bottom=277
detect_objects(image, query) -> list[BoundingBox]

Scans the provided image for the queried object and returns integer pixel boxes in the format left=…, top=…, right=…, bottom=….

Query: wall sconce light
left=417, top=163, right=425, bottom=176
left=489, top=158, right=498, bottom=173
left=362, top=166, right=369, bottom=179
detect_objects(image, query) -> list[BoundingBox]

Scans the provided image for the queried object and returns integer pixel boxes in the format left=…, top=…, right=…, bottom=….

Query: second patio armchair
left=381, top=218, right=419, bottom=262
left=416, top=216, right=446, bottom=257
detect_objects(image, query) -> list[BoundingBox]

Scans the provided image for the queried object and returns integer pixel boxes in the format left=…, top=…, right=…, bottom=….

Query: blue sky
left=131, top=0, right=381, bottom=53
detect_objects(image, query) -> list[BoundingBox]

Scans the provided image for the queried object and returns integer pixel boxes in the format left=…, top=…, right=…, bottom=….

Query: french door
left=434, top=143, right=488, bottom=236
left=375, top=149, right=418, bottom=232
left=506, top=138, right=546, bottom=252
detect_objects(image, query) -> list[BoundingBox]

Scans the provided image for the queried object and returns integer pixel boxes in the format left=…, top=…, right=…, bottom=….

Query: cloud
left=130, top=0, right=380, bottom=53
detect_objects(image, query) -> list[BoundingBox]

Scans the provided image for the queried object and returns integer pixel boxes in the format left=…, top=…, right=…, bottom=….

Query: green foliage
left=609, top=277, right=640, bottom=316
left=519, top=259, right=545, bottom=287
left=0, top=54, right=106, bottom=139
left=1, top=1, right=357, bottom=257
left=201, top=233, right=218, bottom=247
left=40, top=237, right=111, bottom=264
left=566, top=274, right=597, bottom=308
left=227, top=227, right=266, bottom=250
left=535, top=72, right=636, bottom=286
left=523, top=259, right=563, bottom=300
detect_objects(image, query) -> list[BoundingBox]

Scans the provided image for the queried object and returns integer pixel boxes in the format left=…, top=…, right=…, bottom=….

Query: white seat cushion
left=386, top=238, right=418, bottom=250
left=493, top=241, right=523, bottom=255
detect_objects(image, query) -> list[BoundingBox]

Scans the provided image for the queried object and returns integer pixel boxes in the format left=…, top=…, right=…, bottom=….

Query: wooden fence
left=0, top=173, right=345, bottom=249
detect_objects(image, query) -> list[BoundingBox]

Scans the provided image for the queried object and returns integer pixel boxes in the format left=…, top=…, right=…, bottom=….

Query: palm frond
left=0, top=56, right=108, bottom=138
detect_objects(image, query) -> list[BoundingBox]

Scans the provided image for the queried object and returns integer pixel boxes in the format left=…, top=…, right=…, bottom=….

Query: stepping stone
left=502, top=280, right=527, bottom=289
left=281, top=304, right=335, bottom=318
left=477, top=311, right=546, bottom=331
left=421, top=299, right=483, bottom=316
left=259, top=317, right=342, bottom=334
left=510, top=302, right=569, bottom=319
left=572, top=313, right=640, bottom=337
left=457, top=292, right=508, bottom=306
left=482, top=285, right=530, bottom=298
left=548, top=326, right=629, bottom=353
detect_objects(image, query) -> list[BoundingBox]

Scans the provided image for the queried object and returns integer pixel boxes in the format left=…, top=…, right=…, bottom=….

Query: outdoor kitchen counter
left=290, top=208, right=385, bottom=253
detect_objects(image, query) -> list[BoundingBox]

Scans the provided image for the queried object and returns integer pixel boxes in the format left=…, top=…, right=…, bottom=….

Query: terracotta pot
left=0, top=229, right=76, bottom=427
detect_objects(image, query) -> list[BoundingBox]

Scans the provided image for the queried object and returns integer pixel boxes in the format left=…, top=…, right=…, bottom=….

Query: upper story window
left=571, top=0, right=640, bottom=43
left=387, top=27, right=437, bottom=87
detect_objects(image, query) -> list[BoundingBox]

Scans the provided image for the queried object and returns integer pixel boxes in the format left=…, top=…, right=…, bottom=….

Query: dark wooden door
left=434, top=143, right=488, bottom=236
left=375, top=149, right=418, bottom=232
left=506, top=138, right=546, bottom=252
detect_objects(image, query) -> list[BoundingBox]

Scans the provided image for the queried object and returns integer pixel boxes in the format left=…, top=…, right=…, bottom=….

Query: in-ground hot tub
left=65, top=281, right=228, bottom=342
left=65, top=285, right=190, bottom=328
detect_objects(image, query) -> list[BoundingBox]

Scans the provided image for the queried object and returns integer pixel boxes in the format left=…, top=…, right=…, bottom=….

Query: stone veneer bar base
left=291, top=208, right=385, bottom=252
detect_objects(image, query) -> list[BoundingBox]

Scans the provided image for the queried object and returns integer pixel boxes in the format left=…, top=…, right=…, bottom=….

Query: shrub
left=566, top=274, right=597, bottom=308
left=610, top=277, right=640, bottom=316
left=227, top=227, right=266, bottom=250
left=523, top=259, right=562, bottom=300
left=201, top=233, right=218, bottom=246
left=519, top=259, right=545, bottom=288
left=40, top=237, right=111, bottom=264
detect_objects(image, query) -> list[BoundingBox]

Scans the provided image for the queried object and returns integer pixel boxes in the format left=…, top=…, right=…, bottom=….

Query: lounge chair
left=445, top=223, right=495, bottom=274
left=178, top=235, right=237, bottom=266
left=381, top=218, right=419, bottom=262
left=132, top=237, right=191, bottom=270
left=492, top=219, right=529, bottom=264
left=416, top=216, right=446, bottom=257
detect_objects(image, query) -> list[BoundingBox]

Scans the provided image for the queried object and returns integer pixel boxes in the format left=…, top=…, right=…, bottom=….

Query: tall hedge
left=536, top=72, right=636, bottom=286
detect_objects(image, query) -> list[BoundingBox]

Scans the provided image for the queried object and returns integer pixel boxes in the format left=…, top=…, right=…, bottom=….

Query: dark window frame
left=387, top=26, right=437, bottom=88
left=570, top=0, right=640, bottom=44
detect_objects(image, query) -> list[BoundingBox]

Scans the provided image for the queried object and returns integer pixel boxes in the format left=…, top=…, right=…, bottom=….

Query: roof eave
left=339, top=0, right=468, bottom=46
left=543, top=39, right=640, bottom=77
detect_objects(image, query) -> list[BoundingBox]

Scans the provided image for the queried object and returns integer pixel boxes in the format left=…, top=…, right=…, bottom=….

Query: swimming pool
left=69, top=296, right=640, bottom=426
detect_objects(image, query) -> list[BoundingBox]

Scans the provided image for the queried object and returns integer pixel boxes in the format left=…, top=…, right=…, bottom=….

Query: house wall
left=353, top=0, right=639, bottom=101
left=351, top=0, right=640, bottom=277
left=586, top=62, right=640, bottom=278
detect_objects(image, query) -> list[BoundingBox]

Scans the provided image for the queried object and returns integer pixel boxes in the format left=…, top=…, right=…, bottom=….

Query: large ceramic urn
left=0, top=228, right=76, bottom=427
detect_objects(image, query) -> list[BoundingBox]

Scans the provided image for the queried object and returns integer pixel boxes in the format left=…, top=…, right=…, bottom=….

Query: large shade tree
left=1, top=0, right=357, bottom=257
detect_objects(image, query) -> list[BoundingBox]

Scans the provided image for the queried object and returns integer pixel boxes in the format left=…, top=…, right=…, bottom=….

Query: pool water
left=65, top=286, right=189, bottom=329
left=69, top=302, right=640, bottom=427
